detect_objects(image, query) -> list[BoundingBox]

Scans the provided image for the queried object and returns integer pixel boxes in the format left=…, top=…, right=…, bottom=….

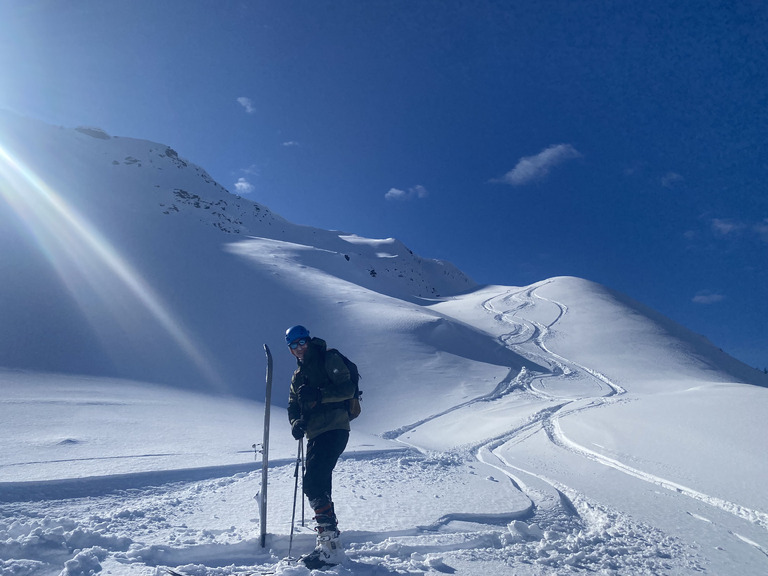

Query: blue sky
left=1, top=1, right=766, bottom=369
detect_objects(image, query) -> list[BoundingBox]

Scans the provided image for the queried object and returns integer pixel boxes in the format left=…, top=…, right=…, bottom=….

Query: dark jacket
left=288, top=337, right=355, bottom=440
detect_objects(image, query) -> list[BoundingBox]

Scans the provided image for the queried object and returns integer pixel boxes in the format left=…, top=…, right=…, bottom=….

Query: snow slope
left=0, top=109, right=475, bottom=396
left=1, top=112, right=767, bottom=575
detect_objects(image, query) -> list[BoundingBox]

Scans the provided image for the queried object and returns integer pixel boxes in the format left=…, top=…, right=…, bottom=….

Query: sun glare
left=0, top=143, right=223, bottom=388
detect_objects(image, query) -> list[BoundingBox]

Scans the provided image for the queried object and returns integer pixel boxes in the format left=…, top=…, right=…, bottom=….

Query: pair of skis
left=258, top=344, right=273, bottom=548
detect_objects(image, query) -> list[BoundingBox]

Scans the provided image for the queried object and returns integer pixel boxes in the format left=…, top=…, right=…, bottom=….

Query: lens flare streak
left=0, top=144, right=222, bottom=388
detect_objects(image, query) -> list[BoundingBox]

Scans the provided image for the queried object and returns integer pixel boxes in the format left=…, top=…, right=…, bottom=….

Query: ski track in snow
left=375, top=283, right=722, bottom=574
left=474, top=283, right=768, bottom=564
left=1, top=283, right=763, bottom=575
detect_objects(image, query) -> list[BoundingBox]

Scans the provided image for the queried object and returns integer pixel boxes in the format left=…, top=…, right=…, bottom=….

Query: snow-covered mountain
left=0, top=110, right=474, bottom=395
left=1, top=111, right=766, bottom=576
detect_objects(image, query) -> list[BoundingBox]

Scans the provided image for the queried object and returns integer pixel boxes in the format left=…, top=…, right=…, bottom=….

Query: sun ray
left=0, top=143, right=224, bottom=388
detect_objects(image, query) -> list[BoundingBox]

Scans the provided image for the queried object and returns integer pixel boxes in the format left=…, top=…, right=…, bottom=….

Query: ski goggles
left=289, top=338, right=308, bottom=350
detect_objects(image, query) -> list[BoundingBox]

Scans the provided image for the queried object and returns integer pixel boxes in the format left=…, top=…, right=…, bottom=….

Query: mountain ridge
left=1, top=110, right=764, bottom=400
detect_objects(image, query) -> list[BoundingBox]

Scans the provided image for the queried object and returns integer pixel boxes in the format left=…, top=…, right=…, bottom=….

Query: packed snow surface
left=1, top=113, right=767, bottom=575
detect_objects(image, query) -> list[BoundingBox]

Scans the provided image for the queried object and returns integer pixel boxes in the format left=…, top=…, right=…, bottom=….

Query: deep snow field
left=1, top=112, right=767, bottom=575
left=3, top=280, right=767, bottom=576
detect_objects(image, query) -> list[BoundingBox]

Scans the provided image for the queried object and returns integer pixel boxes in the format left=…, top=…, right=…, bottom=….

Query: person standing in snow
left=285, top=325, right=355, bottom=568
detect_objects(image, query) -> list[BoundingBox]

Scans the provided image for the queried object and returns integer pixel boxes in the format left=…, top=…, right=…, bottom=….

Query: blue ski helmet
left=285, top=325, right=310, bottom=345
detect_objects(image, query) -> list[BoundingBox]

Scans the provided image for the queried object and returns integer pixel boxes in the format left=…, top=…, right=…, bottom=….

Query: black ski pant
left=303, top=428, right=349, bottom=510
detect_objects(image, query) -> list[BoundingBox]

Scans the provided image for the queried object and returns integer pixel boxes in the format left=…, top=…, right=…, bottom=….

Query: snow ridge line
left=550, top=416, right=768, bottom=531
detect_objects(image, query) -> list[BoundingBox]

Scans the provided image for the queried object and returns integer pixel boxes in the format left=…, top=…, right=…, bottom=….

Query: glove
left=298, top=386, right=322, bottom=411
left=291, top=419, right=306, bottom=440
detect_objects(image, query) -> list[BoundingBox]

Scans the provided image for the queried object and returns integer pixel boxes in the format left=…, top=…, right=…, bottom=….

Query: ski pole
left=300, top=437, right=305, bottom=527
left=288, top=438, right=302, bottom=558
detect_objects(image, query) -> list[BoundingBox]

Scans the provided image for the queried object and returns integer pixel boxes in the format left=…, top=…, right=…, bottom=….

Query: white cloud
left=234, top=177, right=255, bottom=195
left=282, top=141, right=300, bottom=147
left=753, top=219, right=768, bottom=243
left=710, top=218, right=743, bottom=236
left=692, top=290, right=725, bottom=305
left=494, top=144, right=582, bottom=186
left=707, top=217, right=768, bottom=243
left=237, top=97, right=255, bottom=114
left=661, top=172, right=684, bottom=187
left=385, top=185, right=428, bottom=201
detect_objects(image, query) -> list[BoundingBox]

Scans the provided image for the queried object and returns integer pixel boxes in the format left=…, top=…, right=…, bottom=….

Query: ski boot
left=301, top=503, right=345, bottom=569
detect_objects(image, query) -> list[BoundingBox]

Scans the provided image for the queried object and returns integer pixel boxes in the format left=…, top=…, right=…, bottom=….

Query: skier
left=285, top=325, right=356, bottom=569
